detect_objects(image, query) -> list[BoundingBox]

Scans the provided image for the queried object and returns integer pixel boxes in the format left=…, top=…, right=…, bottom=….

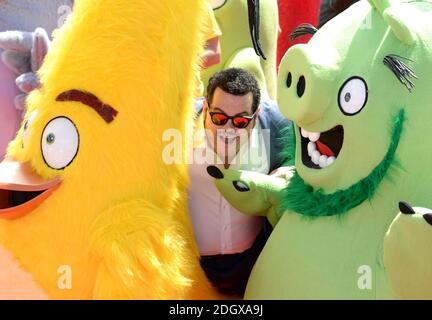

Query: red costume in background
left=277, top=0, right=320, bottom=67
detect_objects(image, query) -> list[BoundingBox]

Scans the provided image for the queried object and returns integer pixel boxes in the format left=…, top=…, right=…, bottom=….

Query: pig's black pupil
left=345, top=92, right=351, bottom=102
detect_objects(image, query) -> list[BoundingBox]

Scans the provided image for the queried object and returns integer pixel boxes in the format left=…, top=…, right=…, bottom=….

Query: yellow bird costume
left=0, top=0, right=219, bottom=299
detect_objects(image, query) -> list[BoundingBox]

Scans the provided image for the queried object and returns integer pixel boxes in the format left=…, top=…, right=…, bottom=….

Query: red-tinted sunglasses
left=208, top=110, right=257, bottom=129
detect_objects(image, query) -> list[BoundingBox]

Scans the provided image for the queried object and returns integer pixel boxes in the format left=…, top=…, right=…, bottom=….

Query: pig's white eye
left=41, top=117, right=79, bottom=170
left=23, top=109, right=39, bottom=147
left=211, top=0, right=227, bottom=10
left=338, top=77, right=368, bottom=116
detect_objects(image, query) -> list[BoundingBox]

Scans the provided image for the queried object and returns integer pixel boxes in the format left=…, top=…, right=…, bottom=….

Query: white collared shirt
left=188, top=115, right=269, bottom=256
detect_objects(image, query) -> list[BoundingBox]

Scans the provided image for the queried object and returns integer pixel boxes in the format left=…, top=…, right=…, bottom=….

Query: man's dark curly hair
left=206, top=68, right=261, bottom=113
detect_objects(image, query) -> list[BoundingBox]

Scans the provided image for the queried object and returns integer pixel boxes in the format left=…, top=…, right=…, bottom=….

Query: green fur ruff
left=277, top=109, right=405, bottom=218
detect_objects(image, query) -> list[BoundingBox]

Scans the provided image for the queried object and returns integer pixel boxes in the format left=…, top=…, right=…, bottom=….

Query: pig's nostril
left=297, top=76, right=306, bottom=97
left=286, top=72, right=292, bottom=88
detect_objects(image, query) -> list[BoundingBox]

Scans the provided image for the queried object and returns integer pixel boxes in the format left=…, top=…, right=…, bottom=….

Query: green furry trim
left=277, top=124, right=296, bottom=167
left=277, top=109, right=405, bottom=218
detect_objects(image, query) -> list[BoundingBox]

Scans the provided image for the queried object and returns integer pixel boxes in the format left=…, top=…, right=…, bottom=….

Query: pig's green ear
left=368, top=0, right=416, bottom=45
left=383, top=8, right=416, bottom=45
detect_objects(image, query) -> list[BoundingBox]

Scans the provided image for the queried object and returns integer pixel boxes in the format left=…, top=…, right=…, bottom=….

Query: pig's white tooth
left=301, top=128, right=309, bottom=138
left=319, top=155, right=328, bottom=168
left=309, top=132, right=321, bottom=142
left=311, top=150, right=321, bottom=165
left=307, top=142, right=316, bottom=156
left=327, top=156, right=336, bottom=166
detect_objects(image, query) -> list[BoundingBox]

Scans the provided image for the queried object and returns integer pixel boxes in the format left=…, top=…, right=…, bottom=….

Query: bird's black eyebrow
left=383, top=54, right=418, bottom=92
left=56, top=89, right=118, bottom=123
left=290, top=23, right=318, bottom=41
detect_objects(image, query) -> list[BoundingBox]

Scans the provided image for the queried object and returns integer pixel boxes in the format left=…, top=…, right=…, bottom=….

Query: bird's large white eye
left=338, top=77, right=368, bottom=116
left=41, top=117, right=79, bottom=170
left=211, top=0, right=227, bottom=9
left=23, top=109, right=39, bottom=147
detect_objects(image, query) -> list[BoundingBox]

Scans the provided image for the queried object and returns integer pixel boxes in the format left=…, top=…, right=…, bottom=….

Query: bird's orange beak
left=0, top=159, right=60, bottom=220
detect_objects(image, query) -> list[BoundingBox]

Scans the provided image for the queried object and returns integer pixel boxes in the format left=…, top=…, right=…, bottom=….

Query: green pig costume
left=202, top=0, right=278, bottom=100
left=206, top=0, right=432, bottom=299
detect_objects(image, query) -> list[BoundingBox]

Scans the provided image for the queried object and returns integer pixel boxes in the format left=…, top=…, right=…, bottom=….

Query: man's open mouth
left=300, top=125, right=344, bottom=169
left=0, top=160, right=60, bottom=220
